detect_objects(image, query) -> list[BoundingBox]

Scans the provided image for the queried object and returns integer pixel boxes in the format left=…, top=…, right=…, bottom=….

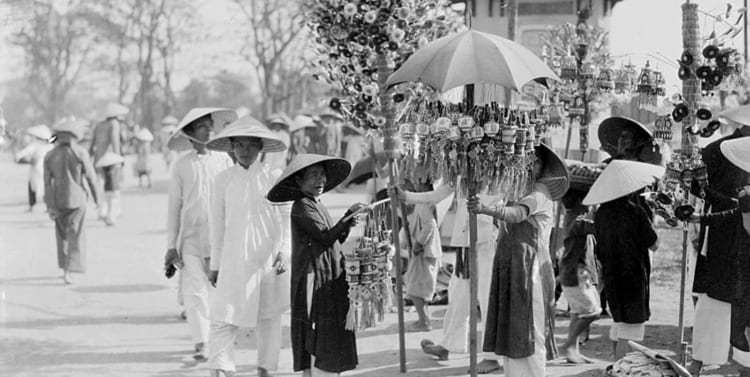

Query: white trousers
left=440, top=240, right=498, bottom=360
left=208, top=316, right=282, bottom=372
left=693, top=294, right=750, bottom=366
left=181, top=254, right=210, bottom=344
left=305, top=272, right=341, bottom=377
left=504, top=258, right=546, bottom=377
left=98, top=191, right=121, bottom=222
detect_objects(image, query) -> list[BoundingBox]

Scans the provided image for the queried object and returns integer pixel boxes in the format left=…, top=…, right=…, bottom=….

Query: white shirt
left=166, top=150, right=233, bottom=257
left=209, top=163, right=291, bottom=327
left=16, top=141, right=53, bottom=192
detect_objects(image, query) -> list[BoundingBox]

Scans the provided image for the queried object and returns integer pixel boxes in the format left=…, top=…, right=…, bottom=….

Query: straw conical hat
left=266, top=113, right=293, bottom=129
left=103, top=103, right=129, bottom=120
left=161, top=115, right=178, bottom=126
left=582, top=160, right=664, bottom=206
left=290, top=115, right=317, bottom=133
left=207, top=115, right=287, bottom=153
left=720, top=136, right=750, bottom=173
left=51, top=118, right=88, bottom=140
left=26, top=125, right=51, bottom=141
left=134, top=128, right=154, bottom=142
left=167, top=108, right=237, bottom=151
left=598, top=116, right=653, bottom=154
left=267, top=154, right=351, bottom=202
left=719, top=104, right=750, bottom=126
left=536, top=143, right=570, bottom=201
left=95, top=152, right=125, bottom=168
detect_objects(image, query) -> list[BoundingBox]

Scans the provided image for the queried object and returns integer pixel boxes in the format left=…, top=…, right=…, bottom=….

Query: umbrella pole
left=464, top=83, right=479, bottom=377
left=378, top=54, right=407, bottom=373
left=678, top=222, right=689, bottom=365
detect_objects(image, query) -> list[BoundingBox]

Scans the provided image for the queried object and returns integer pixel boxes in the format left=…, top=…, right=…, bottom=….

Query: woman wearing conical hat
left=44, top=118, right=101, bottom=285
left=268, top=154, right=366, bottom=377
left=597, top=116, right=662, bottom=166
left=15, top=124, right=53, bottom=212
left=468, top=144, right=569, bottom=377
left=132, top=127, right=154, bottom=188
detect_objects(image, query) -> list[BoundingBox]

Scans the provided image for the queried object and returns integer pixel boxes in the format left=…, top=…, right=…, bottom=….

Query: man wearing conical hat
left=89, top=103, right=128, bottom=225
left=689, top=105, right=750, bottom=376
left=204, top=115, right=289, bottom=377
left=44, top=118, right=100, bottom=285
left=15, top=124, right=53, bottom=212
left=163, top=108, right=236, bottom=362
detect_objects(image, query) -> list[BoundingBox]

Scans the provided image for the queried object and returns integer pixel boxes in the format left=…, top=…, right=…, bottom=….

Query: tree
left=10, top=0, right=96, bottom=125
left=233, top=0, right=310, bottom=119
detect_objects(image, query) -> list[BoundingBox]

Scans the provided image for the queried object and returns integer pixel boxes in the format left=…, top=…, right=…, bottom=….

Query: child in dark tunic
left=267, top=154, right=366, bottom=377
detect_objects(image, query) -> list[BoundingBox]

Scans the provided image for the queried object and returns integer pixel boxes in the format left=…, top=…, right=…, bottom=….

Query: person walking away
left=557, top=187, right=600, bottom=363
left=15, top=124, right=53, bottom=212
left=583, top=160, right=660, bottom=361
left=206, top=116, right=289, bottom=377
left=318, top=111, right=343, bottom=157
left=401, top=178, right=442, bottom=332
left=133, top=127, right=154, bottom=188
left=44, top=118, right=100, bottom=285
left=90, top=103, right=128, bottom=225
left=94, top=152, right=125, bottom=226
left=268, top=153, right=366, bottom=377
left=163, top=108, right=236, bottom=362
left=468, top=143, right=569, bottom=377
left=160, top=115, right=179, bottom=168
left=689, top=105, right=750, bottom=376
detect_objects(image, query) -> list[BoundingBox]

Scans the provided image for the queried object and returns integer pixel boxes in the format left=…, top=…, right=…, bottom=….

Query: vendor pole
left=678, top=0, right=701, bottom=366
left=465, top=83, right=480, bottom=377
left=377, top=54, right=407, bottom=373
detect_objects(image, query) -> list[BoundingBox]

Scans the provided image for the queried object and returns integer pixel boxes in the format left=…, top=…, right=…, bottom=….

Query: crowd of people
left=13, top=99, right=750, bottom=377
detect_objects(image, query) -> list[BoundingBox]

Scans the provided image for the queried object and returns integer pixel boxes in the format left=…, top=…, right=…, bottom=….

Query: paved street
left=0, top=152, right=702, bottom=377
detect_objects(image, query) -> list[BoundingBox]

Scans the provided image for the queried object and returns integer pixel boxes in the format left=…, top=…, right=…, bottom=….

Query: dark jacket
left=44, top=142, right=99, bottom=210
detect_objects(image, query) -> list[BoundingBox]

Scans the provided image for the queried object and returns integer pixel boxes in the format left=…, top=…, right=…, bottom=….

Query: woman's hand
left=466, top=196, right=486, bottom=214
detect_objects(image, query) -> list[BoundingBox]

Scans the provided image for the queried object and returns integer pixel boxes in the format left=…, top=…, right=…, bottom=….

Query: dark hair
left=183, top=114, right=212, bottom=136
left=561, top=188, right=587, bottom=210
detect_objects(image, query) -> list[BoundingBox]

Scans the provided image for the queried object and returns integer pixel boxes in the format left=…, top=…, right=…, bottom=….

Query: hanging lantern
left=596, top=68, right=615, bottom=90
left=636, top=61, right=654, bottom=93
left=483, top=121, right=500, bottom=138
left=560, top=55, right=578, bottom=80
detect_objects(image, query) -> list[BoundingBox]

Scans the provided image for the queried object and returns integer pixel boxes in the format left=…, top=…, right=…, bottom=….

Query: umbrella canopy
left=583, top=160, right=665, bottom=206
left=385, top=29, right=560, bottom=93
left=720, top=136, right=750, bottom=173
left=206, top=115, right=287, bottom=153
left=267, top=154, right=351, bottom=202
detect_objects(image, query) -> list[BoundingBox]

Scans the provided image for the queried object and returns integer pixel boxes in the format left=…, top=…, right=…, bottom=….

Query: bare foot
left=63, top=271, right=73, bottom=285
left=193, top=342, right=207, bottom=362
left=563, top=348, right=592, bottom=364
left=688, top=361, right=702, bottom=377
left=421, top=339, right=449, bottom=360
left=258, top=367, right=272, bottom=377
left=407, top=320, right=432, bottom=332
left=474, top=359, right=501, bottom=374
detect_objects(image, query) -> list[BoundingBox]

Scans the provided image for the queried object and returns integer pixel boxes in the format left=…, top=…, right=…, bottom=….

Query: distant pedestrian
left=90, top=103, right=128, bottom=225
left=44, top=118, right=100, bottom=285
left=268, top=153, right=365, bottom=377
left=264, top=113, right=292, bottom=172
left=160, top=115, right=179, bottom=168
left=163, top=108, right=237, bottom=362
left=15, top=125, right=53, bottom=212
left=206, top=116, right=289, bottom=377
left=94, top=152, right=125, bottom=226
left=133, top=127, right=154, bottom=188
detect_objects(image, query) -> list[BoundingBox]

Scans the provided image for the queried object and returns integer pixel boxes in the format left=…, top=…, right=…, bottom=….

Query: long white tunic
left=209, top=163, right=291, bottom=327
left=166, top=150, right=233, bottom=257
left=15, top=141, right=53, bottom=193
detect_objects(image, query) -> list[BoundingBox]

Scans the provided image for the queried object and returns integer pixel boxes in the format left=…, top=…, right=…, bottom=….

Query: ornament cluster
left=304, top=0, right=462, bottom=129
left=343, top=202, right=395, bottom=331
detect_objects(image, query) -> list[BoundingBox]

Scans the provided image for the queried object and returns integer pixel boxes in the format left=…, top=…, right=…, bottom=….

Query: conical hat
left=719, top=104, right=750, bottom=126
left=161, top=115, right=178, bottom=126
left=720, top=136, right=750, bottom=173
left=266, top=113, right=293, bottom=129
left=290, top=115, right=317, bottom=133
left=167, top=108, right=237, bottom=151
left=103, top=103, right=129, bottom=120
left=51, top=118, right=88, bottom=140
left=267, top=154, right=351, bottom=202
left=206, top=115, right=287, bottom=153
left=536, top=143, right=570, bottom=201
left=134, top=128, right=154, bottom=142
left=598, top=116, right=653, bottom=155
left=26, top=125, right=51, bottom=141
left=582, top=160, right=664, bottom=206
left=94, top=152, right=125, bottom=168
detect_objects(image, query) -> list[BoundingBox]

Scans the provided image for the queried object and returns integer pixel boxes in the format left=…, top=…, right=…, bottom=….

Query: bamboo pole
left=465, top=83, right=479, bottom=377
left=679, top=0, right=700, bottom=365
left=377, top=54, right=407, bottom=373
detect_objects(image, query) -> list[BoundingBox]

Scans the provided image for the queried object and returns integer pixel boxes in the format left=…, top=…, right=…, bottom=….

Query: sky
left=0, top=0, right=746, bottom=96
